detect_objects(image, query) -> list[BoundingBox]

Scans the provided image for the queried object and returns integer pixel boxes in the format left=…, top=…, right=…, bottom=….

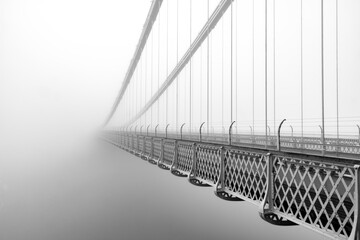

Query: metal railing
left=102, top=130, right=360, bottom=240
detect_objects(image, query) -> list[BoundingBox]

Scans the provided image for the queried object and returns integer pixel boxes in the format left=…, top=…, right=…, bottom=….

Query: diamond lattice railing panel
left=224, top=149, right=267, bottom=202
left=273, top=155, right=356, bottom=239
left=153, top=138, right=162, bottom=160
left=145, top=137, right=152, bottom=156
left=163, top=140, right=175, bottom=165
left=195, top=144, right=221, bottom=185
left=177, top=142, right=193, bottom=173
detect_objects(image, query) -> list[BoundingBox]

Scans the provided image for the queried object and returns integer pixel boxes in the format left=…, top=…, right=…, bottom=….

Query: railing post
left=189, top=143, right=197, bottom=179
left=165, top=124, right=170, bottom=138
left=350, top=165, right=360, bottom=240
left=159, top=138, right=164, bottom=164
left=140, top=125, right=144, bottom=135
left=180, top=123, right=186, bottom=140
left=228, top=121, right=236, bottom=145
left=142, top=136, right=146, bottom=158
left=277, top=119, right=286, bottom=151
left=134, top=125, right=138, bottom=153
left=171, top=140, right=178, bottom=170
left=215, top=146, right=226, bottom=192
left=357, top=125, right=360, bottom=146
left=150, top=137, right=154, bottom=161
left=259, top=153, right=274, bottom=215
left=130, top=126, right=134, bottom=150
left=199, top=122, right=205, bottom=142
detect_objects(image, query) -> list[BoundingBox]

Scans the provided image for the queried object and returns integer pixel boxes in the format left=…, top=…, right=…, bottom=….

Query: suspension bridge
left=102, top=0, right=360, bottom=239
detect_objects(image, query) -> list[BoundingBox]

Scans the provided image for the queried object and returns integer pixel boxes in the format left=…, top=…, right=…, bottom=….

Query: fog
left=0, top=0, right=354, bottom=239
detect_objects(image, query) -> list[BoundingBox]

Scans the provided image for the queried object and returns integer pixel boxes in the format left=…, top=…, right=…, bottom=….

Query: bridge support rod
left=188, top=143, right=210, bottom=187
left=214, top=146, right=242, bottom=201
left=170, top=140, right=178, bottom=171
left=350, top=165, right=360, bottom=240
left=259, top=153, right=274, bottom=215
left=157, top=138, right=165, bottom=168
left=259, top=153, right=297, bottom=226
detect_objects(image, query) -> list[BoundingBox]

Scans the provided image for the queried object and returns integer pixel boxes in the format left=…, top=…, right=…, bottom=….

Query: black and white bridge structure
left=102, top=0, right=360, bottom=239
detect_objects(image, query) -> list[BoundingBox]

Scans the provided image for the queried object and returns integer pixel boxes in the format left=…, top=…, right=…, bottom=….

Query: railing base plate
left=171, top=169, right=188, bottom=177
left=259, top=212, right=298, bottom=226
left=148, top=159, right=157, bottom=165
left=158, top=163, right=170, bottom=170
left=189, top=178, right=211, bottom=187
left=215, top=191, right=243, bottom=201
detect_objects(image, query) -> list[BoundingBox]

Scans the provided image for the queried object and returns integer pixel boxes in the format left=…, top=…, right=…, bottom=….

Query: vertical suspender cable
left=176, top=0, right=179, bottom=133
left=200, top=45, right=202, bottom=125
left=273, top=0, right=276, bottom=136
left=166, top=0, right=169, bottom=126
left=301, top=0, right=304, bottom=142
left=136, top=52, right=142, bottom=124
left=252, top=0, right=255, bottom=135
left=210, top=11, right=213, bottom=133
left=231, top=2, right=233, bottom=123
left=222, top=16, right=224, bottom=132
left=158, top=4, right=160, bottom=125
left=321, top=0, right=325, bottom=151
left=265, top=0, right=268, bottom=148
left=235, top=0, right=238, bottom=132
left=151, top=28, right=154, bottom=128
left=189, top=0, right=192, bottom=133
left=136, top=63, right=137, bottom=125
left=145, top=42, right=147, bottom=126
left=336, top=0, right=339, bottom=144
left=207, top=0, right=210, bottom=134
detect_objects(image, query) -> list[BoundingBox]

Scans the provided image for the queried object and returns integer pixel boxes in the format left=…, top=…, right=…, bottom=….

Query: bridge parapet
left=102, top=130, right=360, bottom=240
